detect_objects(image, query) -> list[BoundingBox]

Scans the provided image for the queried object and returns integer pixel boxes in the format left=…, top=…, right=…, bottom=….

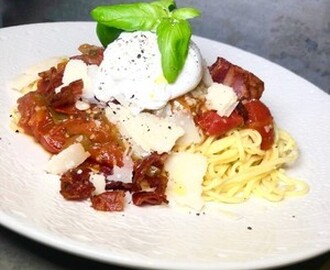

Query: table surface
left=1, top=1, right=329, bottom=270
left=0, top=225, right=329, bottom=270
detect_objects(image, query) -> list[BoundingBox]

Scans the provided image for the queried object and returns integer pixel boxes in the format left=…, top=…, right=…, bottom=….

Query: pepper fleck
left=247, top=226, right=252, bottom=230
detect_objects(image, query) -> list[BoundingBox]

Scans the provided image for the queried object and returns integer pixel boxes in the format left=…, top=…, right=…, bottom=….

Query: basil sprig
left=91, top=0, right=200, bottom=83
left=96, top=23, right=122, bottom=47
left=157, top=18, right=191, bottom=83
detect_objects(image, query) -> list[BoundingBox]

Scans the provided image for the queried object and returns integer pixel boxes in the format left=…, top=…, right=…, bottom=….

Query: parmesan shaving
left=46, top=143, right=90, bottom=175
left=105, top=104, right=184, bottom=157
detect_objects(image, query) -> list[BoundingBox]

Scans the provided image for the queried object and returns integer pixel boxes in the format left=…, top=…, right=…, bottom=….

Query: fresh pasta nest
left=179, top=128, right=308, bottom=203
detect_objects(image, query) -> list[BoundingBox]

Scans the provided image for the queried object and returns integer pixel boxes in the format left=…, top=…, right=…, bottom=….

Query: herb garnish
left=91, top=0, right=200, bottom=83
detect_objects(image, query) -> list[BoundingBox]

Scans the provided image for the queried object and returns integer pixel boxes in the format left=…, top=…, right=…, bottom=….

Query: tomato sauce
left=17, top=61, right=125, bottom=164
left=16, top=49, right=169, bottom=211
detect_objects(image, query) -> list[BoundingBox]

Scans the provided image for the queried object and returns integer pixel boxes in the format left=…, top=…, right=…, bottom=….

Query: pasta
left=177, top=128, right=309, bottom=203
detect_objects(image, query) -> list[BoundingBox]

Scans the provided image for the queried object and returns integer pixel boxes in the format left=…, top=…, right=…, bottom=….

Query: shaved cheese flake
left=107, top=155, right=134, bottom=183
left=62, top=59, right=87, bottom=86
left=11, top=57, right=67, bottom=92
left=58, top=59, right=97, bottom=95
left=202, top=60, right=213, bottom=87
left=164, top=152, right=207, bottom=211
left=167, top=111, right=202, bottom=147
left=89, top=174, right=106, bottom=195
left=75, top=99, right=90, bottom=111
left=106, top=104, right=184, bottom=157
left=46, top=143, right=90, bottom=175
left=206, top=83, right=238, bottom=117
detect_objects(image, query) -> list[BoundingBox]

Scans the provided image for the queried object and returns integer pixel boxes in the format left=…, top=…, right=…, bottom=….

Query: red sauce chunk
left=195, top=110, right=244, bottom=137
left=71, top=44, right=104, bottom=65
left=209, top=57, right=264, bottom=100
left=243, top=99, right=275, bottom=150
left=195, top=101, right=275, bottom=150
left=132, top=153, right=169, bottom=206
left=132, top=191, right=168, bottom=206
left=60, top=167, right=95, bottom=200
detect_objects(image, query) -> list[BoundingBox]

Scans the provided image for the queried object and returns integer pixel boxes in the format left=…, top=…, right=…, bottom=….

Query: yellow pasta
left=178, top=128, right=309, bottom=203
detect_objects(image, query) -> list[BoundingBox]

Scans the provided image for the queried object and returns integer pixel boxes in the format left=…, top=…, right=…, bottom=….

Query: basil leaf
left=91, top=3, right=167, bottom=32
left=172, top=7, right=201, bottom=20
left=157, top=18, right=192, bottom=83
left=96, top=23, right=122, bottom=47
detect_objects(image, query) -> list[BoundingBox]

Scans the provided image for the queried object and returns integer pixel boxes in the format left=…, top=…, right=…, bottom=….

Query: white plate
left=0, top=22, right=329, bottom=270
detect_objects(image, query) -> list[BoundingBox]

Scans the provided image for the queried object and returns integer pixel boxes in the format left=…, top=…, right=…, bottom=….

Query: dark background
left=1, top=0, right=330, bottom=93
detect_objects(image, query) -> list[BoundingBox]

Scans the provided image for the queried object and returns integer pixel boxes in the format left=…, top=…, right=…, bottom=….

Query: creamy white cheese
left=93, top=31, right=203, bottom=113
left=206, top=83, right=238, bottom=117
left=164, top=152, right=207, bottom=211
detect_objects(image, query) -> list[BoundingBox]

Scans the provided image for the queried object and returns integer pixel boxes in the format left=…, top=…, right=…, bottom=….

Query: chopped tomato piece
left=132, top=191, right=168, bottom=206
left=131, top=153, right=168, bottom=206
left=60, top=168, right=95, bottom=200
left=37, top=64, right=65, bottom=96
left=91, top=191, right=125, bottom=211
left=243, top=100, right=275, bottom=150
left=17, top=92, right=48, bottom=135
left=132, top=153, right=168, bottom=194
left=71, top=44, right=104, bottom=66
left=38, top=125, right=67, bottom=153
left=50, top=79, right=83, bottom=113
left=195, top=110, right=244, bottom=137
left=17, top=92, right=66, bottom=153
left=105, top=181, right=133, bottom=192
